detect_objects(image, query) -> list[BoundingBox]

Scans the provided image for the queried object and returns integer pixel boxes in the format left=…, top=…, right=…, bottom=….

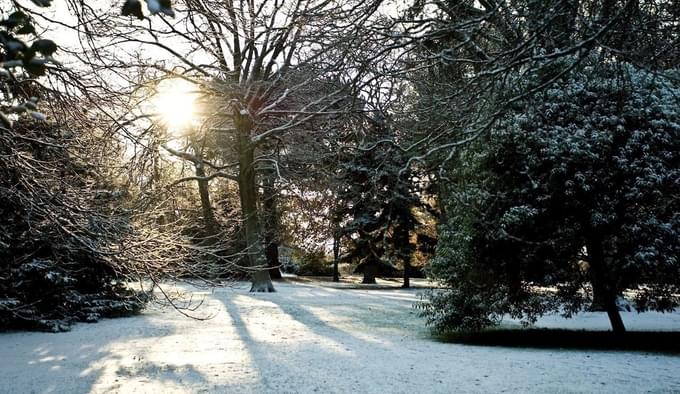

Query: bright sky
left=152, top=78, right=200, bottom=133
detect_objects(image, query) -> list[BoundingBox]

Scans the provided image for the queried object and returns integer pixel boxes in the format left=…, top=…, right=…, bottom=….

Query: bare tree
left=61, top=0, right=387, bottom=291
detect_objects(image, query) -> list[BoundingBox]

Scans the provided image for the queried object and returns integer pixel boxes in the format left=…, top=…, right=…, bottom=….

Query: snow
left=1, top=280, right=679, bottom=393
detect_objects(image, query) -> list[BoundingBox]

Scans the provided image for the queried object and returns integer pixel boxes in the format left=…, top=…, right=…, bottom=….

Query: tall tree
left=70, top=0, right=386, bottom=291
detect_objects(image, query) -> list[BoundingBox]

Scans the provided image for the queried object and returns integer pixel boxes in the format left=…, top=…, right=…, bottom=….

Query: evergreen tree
left=424, top=62, right=680, bottom=333
left=336, top=117, right=420, bottom=285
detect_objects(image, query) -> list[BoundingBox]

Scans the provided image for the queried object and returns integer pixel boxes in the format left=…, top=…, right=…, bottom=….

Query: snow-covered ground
left=1, top=280, right=679, bottom=394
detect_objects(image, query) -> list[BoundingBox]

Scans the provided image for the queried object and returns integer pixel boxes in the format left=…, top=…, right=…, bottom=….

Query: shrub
left=294, top=249, right=334, bottom=276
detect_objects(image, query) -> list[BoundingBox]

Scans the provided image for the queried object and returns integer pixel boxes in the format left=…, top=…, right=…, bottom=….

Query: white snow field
left=1, top=280, right=679, bottom=394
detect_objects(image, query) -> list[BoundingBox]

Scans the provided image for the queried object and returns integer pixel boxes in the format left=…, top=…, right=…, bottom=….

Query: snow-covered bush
left=422, top=62, right=680, bottom=332
left=279, top=258, right=300, bottom=275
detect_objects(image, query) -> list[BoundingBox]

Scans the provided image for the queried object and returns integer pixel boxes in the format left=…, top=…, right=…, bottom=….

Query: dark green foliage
left=0, top=121, right=145, bottom=332
left=0, top=11, right=34, bottom=33
left=294, top=249, right=334, bottom=277
left=29, top=0, right=52, bottom=7
left=121, top=0, right=145, bottom=19
left=30, top=38, right=57, bottom=56
left=0, top=3, right=165, bottom=331
left=0, top=7, right=57, bottom=79
left=335, top=119, right=421, bottom=283
left=423, top=63, right=680, bottom=332
left=1, top=259, right=144, bottom=332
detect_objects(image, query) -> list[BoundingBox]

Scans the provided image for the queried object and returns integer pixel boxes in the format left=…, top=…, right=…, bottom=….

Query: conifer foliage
left=336, top=118, right=420, bottom=285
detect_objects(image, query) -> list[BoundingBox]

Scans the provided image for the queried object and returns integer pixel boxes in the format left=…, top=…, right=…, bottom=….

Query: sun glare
left=153, top=79, right=199, bottom=132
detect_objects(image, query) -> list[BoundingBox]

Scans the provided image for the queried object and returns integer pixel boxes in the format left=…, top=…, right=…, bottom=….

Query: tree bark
left=394, top=223, right=411, bottom=288
left=362, top=260, right=377, bottom=284
left=605, top=295, right=626, bottom=334
left=590, top=279, right=609, bottom=312
left=265, top=239, right=282, bottom=279
left=236, top=111, right=274, bottom=292
left=250, top=269, right=275, bottom=292
left=586, top=238, right=625, bottom=333
left=332, top=232, right=340, bottom=282
left=402, top=260, right=411, bottom=289
left=262, top=174, right=282, bottom=279
left=194, top=163, right=217, bottom=235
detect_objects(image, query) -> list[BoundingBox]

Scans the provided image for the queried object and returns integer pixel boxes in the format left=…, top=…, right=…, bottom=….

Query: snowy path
left=1, top=280, right=679, bottom=393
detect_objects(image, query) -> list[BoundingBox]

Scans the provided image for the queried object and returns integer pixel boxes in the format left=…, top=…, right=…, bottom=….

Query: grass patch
left=436, top=329, right=680, bottom=354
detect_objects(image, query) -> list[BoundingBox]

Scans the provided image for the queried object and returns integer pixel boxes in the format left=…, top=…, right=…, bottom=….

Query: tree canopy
left=423, top=62, right=680, bottom=333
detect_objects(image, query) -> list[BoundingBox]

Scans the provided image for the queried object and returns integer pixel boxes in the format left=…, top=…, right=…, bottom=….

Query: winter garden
left=1, top=0, right=679, bottom=393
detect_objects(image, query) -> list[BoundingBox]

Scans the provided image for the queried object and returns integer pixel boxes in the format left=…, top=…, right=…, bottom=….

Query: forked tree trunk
left=236, top=113, right=274, bottom=292
left=586, top=238, right=625, bottom=333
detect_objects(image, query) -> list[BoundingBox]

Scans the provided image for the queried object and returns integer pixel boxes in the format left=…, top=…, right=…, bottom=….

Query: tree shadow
left=0, top=313, right=175, bottom=394
left=215, top=296, right=351, bottom=392
left=210, top=288, right=418, bottom=392
left=436, top=329, right=680, bottom=354
left=5, top=282, right=679, bottom=393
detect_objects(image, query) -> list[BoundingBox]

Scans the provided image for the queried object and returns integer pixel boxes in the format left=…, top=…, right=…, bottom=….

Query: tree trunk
left=332, top=232, right=340, bottom=282
left=262, top=175, right=282, bottom=279
left=194, top=163, right=217, bottom=235
left=362, top=261, right=377, bottom=284
left=250, top=269, right=275, bottom=292
left=265, top=240, right=282, bottom=279
left=590, top=279, right=609, bottom=312
left=604, top=295, right=626, bottom=334
left=236, top=112, right=274, bottom=292
left=395, top=222, right=411, bottom=289
left=586, top=238, right=625, bottom=333
left=402, top=260, right=410, bottom=289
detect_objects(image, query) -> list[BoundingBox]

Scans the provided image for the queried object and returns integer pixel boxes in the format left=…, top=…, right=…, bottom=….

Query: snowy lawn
left=1, top=279, right=679, bottom=394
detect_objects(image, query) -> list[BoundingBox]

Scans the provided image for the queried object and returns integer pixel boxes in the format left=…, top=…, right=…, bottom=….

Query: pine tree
left=336, top=117, right=420, bottom=285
